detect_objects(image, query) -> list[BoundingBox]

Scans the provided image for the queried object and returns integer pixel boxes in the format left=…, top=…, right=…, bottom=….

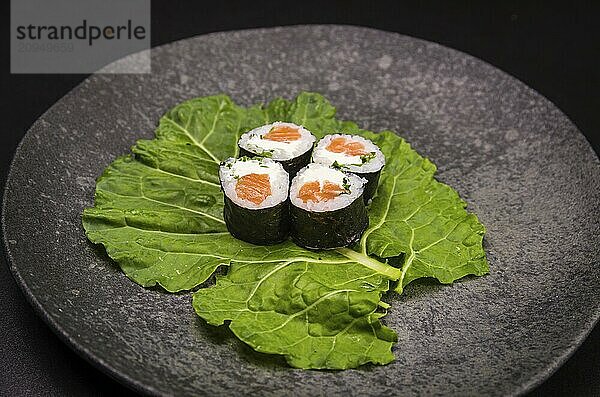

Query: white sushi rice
left=219, top=157, right=289, bottom=209
left=238, top=122, right=316, bottom=161
left=312, top=134, right=385, bottom=173
left=290, top=163, right=366, bottom=212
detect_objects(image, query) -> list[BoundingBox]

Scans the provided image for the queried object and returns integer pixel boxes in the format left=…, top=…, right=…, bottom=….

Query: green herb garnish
left=360, top=152, right=377, bottom=164
left=331, top=160, right=345, bottom=169
left=342, top=176, right=351, bottom=193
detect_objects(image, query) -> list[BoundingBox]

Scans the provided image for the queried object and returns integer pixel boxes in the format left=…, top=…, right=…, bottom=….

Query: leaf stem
left=360, top=174, right=400, bottom=254
left=394, top=250, right=415, bottom=294
left=377, top=301, right=390, bottom=309
left=335, top=248, right=401, bottom=280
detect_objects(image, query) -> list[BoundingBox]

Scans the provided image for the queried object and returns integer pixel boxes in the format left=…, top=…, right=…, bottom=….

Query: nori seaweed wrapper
left=223, top=194, right=289, bottom=245
left=290, top=194, right=369, bottom=249
left=238, top=146, right=313, bottom=177
left=353, top=170, right=381, bottom=204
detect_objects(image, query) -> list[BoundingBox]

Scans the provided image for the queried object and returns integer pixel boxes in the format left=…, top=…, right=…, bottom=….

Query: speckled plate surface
left=3, top=26, right=599, bottom=396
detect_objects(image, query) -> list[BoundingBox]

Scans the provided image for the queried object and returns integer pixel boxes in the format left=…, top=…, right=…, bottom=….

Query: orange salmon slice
left=263, top=125, right=301, bottom=142
left=326, top=137, right=367, bottom=156
left=298, top=180, right=344, bottom=203
left=235, top=173, right=272, bottom=205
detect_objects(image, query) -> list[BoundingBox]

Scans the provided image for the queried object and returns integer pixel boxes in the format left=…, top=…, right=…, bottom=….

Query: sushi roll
left=289, top=163, right=369, bottom=250
left=219, top=157, right=290, bottom=245
left=312, top=134, right=385, bottom=203
left=238, top=122, right=316, bottom=176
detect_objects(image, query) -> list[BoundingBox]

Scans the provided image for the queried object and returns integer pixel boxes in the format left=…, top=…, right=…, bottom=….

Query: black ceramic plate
left=3, top=26, right=599, bottom=396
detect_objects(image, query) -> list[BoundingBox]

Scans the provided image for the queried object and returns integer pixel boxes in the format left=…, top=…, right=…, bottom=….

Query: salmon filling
left=298, top=180, right=345, bottom=203
left=263, top=125, right=302, bottom=142
left=235, top=173, right=272, bottom=205
left=326, top=137, right=367, bottom=156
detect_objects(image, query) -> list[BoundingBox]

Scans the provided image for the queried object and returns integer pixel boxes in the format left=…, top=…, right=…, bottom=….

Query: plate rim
left=2, top=139, right=159, bottom=396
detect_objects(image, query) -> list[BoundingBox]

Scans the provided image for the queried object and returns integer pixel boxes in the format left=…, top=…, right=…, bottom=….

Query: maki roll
left=312, top=134, right=385, bottom=203
left=219, top=157, right=289, bottom=245
left=289, top=163, right=368, bottom=250
left=238, top=122, right=316, bottom=176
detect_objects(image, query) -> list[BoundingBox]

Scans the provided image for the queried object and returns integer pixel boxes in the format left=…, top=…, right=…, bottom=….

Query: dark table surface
left=1, top=2, right=598, bottom=396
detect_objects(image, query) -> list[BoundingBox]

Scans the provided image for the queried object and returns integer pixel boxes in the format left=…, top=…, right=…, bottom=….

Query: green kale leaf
left=82, top=92, right=488, bottom=369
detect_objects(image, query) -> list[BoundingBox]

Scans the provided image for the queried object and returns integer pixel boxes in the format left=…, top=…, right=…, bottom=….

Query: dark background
left=1, top=1, right=598, bottom=396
